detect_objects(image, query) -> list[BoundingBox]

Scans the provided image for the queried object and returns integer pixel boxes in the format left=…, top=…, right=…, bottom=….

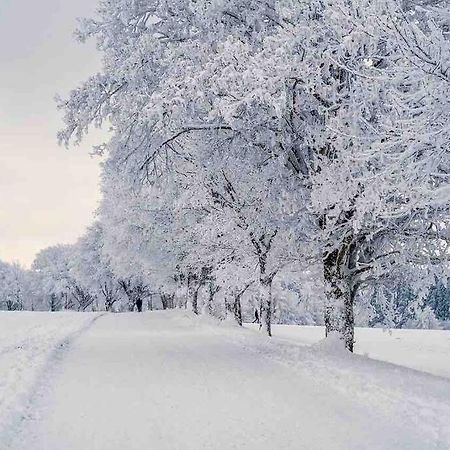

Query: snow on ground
left=2, top=311, right=450, bottom=449
left=245, top=324, right=450, bottom=379
left=0, top=312, right=102, bottom=443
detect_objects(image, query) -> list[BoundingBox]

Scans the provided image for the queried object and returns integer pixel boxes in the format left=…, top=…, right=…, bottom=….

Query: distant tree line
left=1, top=245, right=449, bottom=330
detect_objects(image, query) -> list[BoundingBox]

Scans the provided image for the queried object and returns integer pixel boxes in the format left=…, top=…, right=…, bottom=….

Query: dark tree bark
left=101, top=283, right=119, bottom=312
left=187, top=268, right=210, bottom=315
left=5, top=300, right=14, bottom=311
left=231, top=281, right=253, bottom=326
left=71, top=286, right=95, bottom=312
left=207, top=282, right=220, bottom=315
left=233, top=295, right=243, bottom=326
left=323, top=239, right=357, bottom=352
left=49, top=294, right=60, bottom=312
left=119, top=279, right=148, bottom=312
left=160, top=293, right=176, bottom=310
left=191, top=288, right=199, bottom=315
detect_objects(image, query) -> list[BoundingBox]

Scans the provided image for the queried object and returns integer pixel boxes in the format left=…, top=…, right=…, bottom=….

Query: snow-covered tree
left=57, top=0, right=450, bottom=349
left=99, top=163, right=170, bottom=308
left=32, top=245, right=96, bottom=311
left=0, top=261, right=27, bottom=311
left=71, top=222, right=125, bottom=312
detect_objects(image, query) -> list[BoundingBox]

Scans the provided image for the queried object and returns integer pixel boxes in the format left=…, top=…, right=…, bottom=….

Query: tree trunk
left=343, top=286, right=356, bottom=352
left=105, top=299, right=113, bottom=312
left=207, top=283, right=215, bottom=315
left=259, top=281, right=272, bottom=337
left=49, top=294, right=58, bottom=312
left=167, top=294, right=175, bottom=309
left=105, top=294, right=118, bottom=312
left=191, top=288, right=199, bottom=315
left=323, top=248, right=354, bottom=352
left=233, top=294, right=243, bottom=326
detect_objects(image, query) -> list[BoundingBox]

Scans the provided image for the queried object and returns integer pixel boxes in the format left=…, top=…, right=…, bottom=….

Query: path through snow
left=0, top=312, right=101, bottom=441
left=7, top=311, right=450, bottom=449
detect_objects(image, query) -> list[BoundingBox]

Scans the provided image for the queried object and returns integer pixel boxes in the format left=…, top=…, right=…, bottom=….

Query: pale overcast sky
left=0, top=0, right=105, bottom=267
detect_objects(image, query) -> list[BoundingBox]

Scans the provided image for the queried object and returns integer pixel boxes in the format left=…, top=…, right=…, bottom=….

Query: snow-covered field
left=0, top=312, right=102, bottom=443
left=245, top=324, right=450, bottom=379
left=1, top=311, right=450, bottom=449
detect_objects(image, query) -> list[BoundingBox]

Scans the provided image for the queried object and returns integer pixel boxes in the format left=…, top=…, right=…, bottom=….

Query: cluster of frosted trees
left=1, top=223, right=320, bottom=321
left=3, top=0, right=450, bottom=350
left=0, top=236, right=168, bottom=313
left=0, top=261, right=31, bottom=311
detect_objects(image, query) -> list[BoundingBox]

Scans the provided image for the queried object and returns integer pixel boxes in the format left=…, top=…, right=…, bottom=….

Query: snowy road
left=7, top=311, right=450, bottom=450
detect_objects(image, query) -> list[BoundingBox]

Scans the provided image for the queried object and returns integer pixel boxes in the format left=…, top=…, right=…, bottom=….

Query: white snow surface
left=2, top=311, right=450, bottom=449
left=245, top=324, right=450, bottom=379
left=0, top=312, right=102, bottom=442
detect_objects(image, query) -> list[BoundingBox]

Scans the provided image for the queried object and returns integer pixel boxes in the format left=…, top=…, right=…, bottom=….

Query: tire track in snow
left=0, top=313, right=105, bottom=450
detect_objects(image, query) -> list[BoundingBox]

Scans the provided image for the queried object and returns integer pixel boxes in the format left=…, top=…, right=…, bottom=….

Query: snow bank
left=147, top=312, right=450, bottom=447
left=0, top=311, right=101, bottom=440
left=246, top=323, right=450, bottom=379
left=311, top=331, right=350, bottom=355
left=238, top=323, right=450, bottom=447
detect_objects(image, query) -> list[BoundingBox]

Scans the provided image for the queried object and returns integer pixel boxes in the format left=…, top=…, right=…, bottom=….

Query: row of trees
left=0, top=239, right=151, bottom=313
left=2, top=246, right=447, bottom=330
left=0, top=220, right=322, bottom=321
left=56, top=0, right=450, bottom=350
left=2, top=0, right=450, bottom=350
left=1, top=237, right=448, bottom=330
left=0, top=261, right=29, bottom=311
